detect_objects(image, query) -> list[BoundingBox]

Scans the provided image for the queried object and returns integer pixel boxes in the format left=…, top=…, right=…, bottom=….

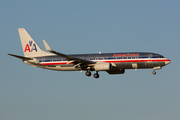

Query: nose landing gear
left=152, top=70, right=156, bottom=75
left=152, top=66, right=161, bottom=75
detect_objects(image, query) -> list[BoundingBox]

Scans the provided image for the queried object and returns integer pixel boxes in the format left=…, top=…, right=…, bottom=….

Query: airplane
left=8, top=28, right=171, bottom=78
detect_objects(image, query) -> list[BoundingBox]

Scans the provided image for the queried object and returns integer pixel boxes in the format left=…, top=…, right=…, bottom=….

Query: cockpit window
left=157, top=55, right=164, bottom=58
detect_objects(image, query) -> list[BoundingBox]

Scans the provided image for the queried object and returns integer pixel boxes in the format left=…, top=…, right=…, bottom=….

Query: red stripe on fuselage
left=40, top=59, right=170, bottom=65
left=103, top=59, right=170, bottom=63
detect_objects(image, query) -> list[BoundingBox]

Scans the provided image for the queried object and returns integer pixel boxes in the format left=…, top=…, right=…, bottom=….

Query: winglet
left=43, top=40, right=52, bottom=51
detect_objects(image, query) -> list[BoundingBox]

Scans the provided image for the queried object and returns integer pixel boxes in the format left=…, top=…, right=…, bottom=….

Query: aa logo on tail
left=24, top=40, right=37, bottom=52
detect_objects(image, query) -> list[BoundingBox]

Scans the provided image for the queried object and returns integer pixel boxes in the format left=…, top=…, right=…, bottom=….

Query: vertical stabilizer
left=18, top=28, right=53, bottom=57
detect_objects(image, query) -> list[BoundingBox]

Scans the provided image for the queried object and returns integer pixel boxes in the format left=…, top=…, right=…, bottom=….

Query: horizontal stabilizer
left=7, top=53, right=33, bottom=60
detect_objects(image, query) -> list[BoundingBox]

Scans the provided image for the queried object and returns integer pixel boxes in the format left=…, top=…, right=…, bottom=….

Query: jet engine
left=94, top=63, right=112, bottom=71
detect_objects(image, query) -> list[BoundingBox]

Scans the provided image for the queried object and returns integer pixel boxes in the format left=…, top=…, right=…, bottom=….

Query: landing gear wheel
left=93, top=73, right=99, bottom=78
left=152, top=71, right=156, bottom=75
left=85, top=71, right=91, bottom=76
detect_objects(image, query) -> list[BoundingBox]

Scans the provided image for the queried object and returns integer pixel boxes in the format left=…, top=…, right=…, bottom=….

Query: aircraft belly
left=115, top=61, right=165, bottom=69
left=139, top=62, right=165, bottom=68
left=115, top=63, right=132, bottom=69
left=45, top=65, right=79, bottom=71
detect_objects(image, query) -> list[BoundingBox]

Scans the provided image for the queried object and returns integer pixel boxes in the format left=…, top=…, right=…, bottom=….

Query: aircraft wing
left=43, top=40, right=95, bottom=65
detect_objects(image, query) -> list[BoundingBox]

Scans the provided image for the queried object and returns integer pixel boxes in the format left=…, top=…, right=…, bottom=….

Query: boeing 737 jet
left=8, top=28, right=171, bottom=78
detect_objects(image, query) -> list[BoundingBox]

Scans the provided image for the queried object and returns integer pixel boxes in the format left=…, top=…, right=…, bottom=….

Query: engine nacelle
left=94, top=63, right=112, bottom=71
left=107, top=69, right=125, bottom=74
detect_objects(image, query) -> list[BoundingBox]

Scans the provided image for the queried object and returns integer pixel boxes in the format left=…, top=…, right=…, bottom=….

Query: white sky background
left=0, top=0, right=180, bottom=120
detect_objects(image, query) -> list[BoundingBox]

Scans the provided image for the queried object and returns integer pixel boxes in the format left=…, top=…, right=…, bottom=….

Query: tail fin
left=18, top=28, right=54, bottom=57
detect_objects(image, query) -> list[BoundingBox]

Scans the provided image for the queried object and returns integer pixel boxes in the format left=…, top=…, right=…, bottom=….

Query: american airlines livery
left=8, top=28, right=171, bottom=78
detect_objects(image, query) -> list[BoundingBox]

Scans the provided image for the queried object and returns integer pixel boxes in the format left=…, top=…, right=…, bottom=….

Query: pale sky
left=1, top=0, right=180, bottom=120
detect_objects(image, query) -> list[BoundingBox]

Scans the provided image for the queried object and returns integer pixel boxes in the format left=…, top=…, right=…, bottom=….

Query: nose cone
left=165, top=59, right=171, bottom=65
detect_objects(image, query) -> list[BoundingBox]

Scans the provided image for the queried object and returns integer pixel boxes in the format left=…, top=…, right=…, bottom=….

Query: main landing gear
left=85, top=71, right=99, bottom=78
left=93, top=72, right=99, bottom=78
left=85, top=71, right=91, bottom=76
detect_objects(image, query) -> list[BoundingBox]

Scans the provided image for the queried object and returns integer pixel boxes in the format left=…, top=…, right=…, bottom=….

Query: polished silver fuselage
left=24, top=52, right=170, bottom=71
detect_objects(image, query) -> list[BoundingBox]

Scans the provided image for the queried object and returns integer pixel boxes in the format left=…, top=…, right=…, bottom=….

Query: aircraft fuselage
left=8, top=28, right=171, bottom=78
left=25, top=52, right=170, bottom=72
